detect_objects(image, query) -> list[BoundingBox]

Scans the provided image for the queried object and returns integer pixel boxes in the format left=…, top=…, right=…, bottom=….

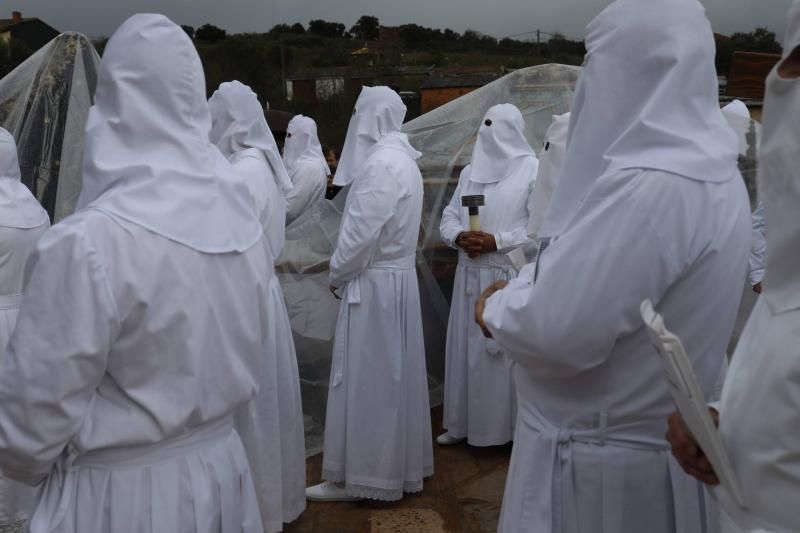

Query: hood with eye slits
left=527, top=112, right=569, bottom=239
left=283, top=115, right=330, bottom=179
left=464, top=103, right=537, bottom=185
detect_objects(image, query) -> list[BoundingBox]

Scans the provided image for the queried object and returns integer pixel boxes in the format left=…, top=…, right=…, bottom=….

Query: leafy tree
left=196, top=24, right=227, bottom=43
left=269, top=23, right=293, bottom=36
left=308, top=20, right=346, bottom=39
left=350, top=15, right=380, bottom=41
left=181, top=25, right=195, bottom=40
left=291, top=23, right=306, bottom=34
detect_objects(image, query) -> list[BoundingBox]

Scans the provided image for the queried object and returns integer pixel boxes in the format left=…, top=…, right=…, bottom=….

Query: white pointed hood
left=527, top=112, right=570, bottom=239
left=208, top=81, right=293, bottom=194
left=334, top=86, right=412, bottom=187
left=283, top=115, right=330, bottom=178
left=540, top=0, right=738, bottom=238
left=760, top=0, right=800, bottom=314
left=464, top=103, right=537, bottom=185
left=76, top=14, right=262, bottom=253
left=0, top=128, right=49, bottom=229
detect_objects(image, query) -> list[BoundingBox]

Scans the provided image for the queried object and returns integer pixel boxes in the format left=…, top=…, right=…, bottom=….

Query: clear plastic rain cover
left=0, top=32, right=100, bottom=222
left=281, top=64, right=582, bottom=455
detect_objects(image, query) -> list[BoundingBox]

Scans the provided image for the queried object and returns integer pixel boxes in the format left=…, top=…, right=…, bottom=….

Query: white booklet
left=640, top=299, right=746, bottom=508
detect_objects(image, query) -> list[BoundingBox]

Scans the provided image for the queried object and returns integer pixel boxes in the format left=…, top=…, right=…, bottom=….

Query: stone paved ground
left=286, top=407, right=512, bottom=533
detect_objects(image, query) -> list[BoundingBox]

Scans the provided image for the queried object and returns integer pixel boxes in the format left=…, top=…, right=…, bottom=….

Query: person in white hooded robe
left=437, top=104, right=538, bottom=447
left=305, top=86, right=433, bottom=502
left=209, top=81, right=293, bottom=259
left=0, top=128, right=49, bottom=531
left=668, top=5, right=800, bottom=531
left=475, top=1, right=751, bottom=531
left=0, top=15, right=270, bottom=532
left=283, top=115, right=329, bottom=225
left=526, top=112, right=570, bottom=242
left=208, top=81, right=306, bottom=532
left=721, top=99, right=766, bottom=293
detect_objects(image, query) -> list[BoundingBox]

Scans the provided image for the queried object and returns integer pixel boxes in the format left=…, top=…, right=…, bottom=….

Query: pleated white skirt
left=27, top=418, right=263, bottom=533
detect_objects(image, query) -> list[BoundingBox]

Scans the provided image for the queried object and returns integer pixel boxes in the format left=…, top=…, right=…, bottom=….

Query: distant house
left=726, top=51, right=782, bottom=121
left=727, top=51, right=781, bottom=100
left=286, top=65, right=433, bottom=105
left=0, top=11, right=60, bottom=53
left=420, top=73, right=501, bottom=113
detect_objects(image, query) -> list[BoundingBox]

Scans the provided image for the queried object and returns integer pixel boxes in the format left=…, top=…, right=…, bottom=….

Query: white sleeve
left=483, top=179, right=683, bottom=378
left=439, top=170, right=467, bottom=249
left=0, top=222, right=118, bottom=485
left=748, top=202, right=766, bottom=286
left=329, top=161, right=399, bottom=287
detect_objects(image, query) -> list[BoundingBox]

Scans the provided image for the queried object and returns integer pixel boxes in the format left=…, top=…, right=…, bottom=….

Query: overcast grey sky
left=11, top=0, right=795, bottom=43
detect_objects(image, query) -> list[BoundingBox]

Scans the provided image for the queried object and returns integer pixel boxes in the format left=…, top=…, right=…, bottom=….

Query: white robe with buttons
left=438, top=158, right=538, bottom=445
left=321, top=134, right=433, bottom=501
left=484, top=169, right=751, bottom=533
left=0, top=211, right=271, bottom=533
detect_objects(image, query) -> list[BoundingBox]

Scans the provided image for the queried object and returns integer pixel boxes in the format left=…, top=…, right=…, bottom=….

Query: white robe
left=228, top=148, right=306, bottom=531
left=484, top=169, right=751, bottom=533
left=322, top=133, right=433, bottom=500
left=285, top=160, right=327, bottom=226
left=0, top=211, right=270, bottom=533
left=438, top=158, right=537, bottom=445
left=0, top=222, right=48, bottom=526
left=716, top=6, right=800, bottom=530
left=232, top=148, right=287, bottom=259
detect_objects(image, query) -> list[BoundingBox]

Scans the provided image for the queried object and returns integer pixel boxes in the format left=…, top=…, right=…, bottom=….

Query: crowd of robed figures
left=0, top=0, right=797, bottom=532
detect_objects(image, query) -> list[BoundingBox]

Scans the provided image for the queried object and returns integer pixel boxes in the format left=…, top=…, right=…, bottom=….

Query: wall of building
left=420, top=87, right=479, bottom=113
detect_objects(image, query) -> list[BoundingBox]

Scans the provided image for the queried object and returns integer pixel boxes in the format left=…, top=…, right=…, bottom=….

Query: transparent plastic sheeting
left=0, top=32, right=100, bottom=222
left=281, top=64, right=582, bottom=455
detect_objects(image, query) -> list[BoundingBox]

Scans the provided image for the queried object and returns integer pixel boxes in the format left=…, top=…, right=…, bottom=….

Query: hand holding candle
left=461, top=195, right=485, bottom=231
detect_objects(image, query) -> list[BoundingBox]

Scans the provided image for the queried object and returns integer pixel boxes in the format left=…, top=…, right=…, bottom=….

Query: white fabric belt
left=519, top=403, right=671, bottom=532
left=29, top=417, right=235, bottom=532
left=342, top=254, right=416, bottom=305
left=74, top=416, right=233, bottom=468
left=331, top=254, right=416, bottom=387
left=0, top=293, right=22, bottom=310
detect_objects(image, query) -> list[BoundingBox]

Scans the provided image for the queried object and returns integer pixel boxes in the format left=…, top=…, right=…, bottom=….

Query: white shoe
left=306, top=481, right=363, bottom=502
left=436, top=432, right=466, bottom=446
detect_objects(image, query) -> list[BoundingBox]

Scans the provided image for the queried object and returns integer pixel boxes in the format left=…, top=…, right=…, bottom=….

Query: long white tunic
left=439, top=158, right=537, bottom=445
left=715, top=7, right=800, bottom=529
left=0, top=222, right=48, bottom=526
left=285, top=161, right=327, bottom=226
left=322, top=134, right=433, bottom=501
left=228, top=148, right=306, bottom=531
left=484, top=169, right=751, bottom=533
left=232, top=148, right=287, bottom=258
left=0, top=210, right=270, bottom=533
